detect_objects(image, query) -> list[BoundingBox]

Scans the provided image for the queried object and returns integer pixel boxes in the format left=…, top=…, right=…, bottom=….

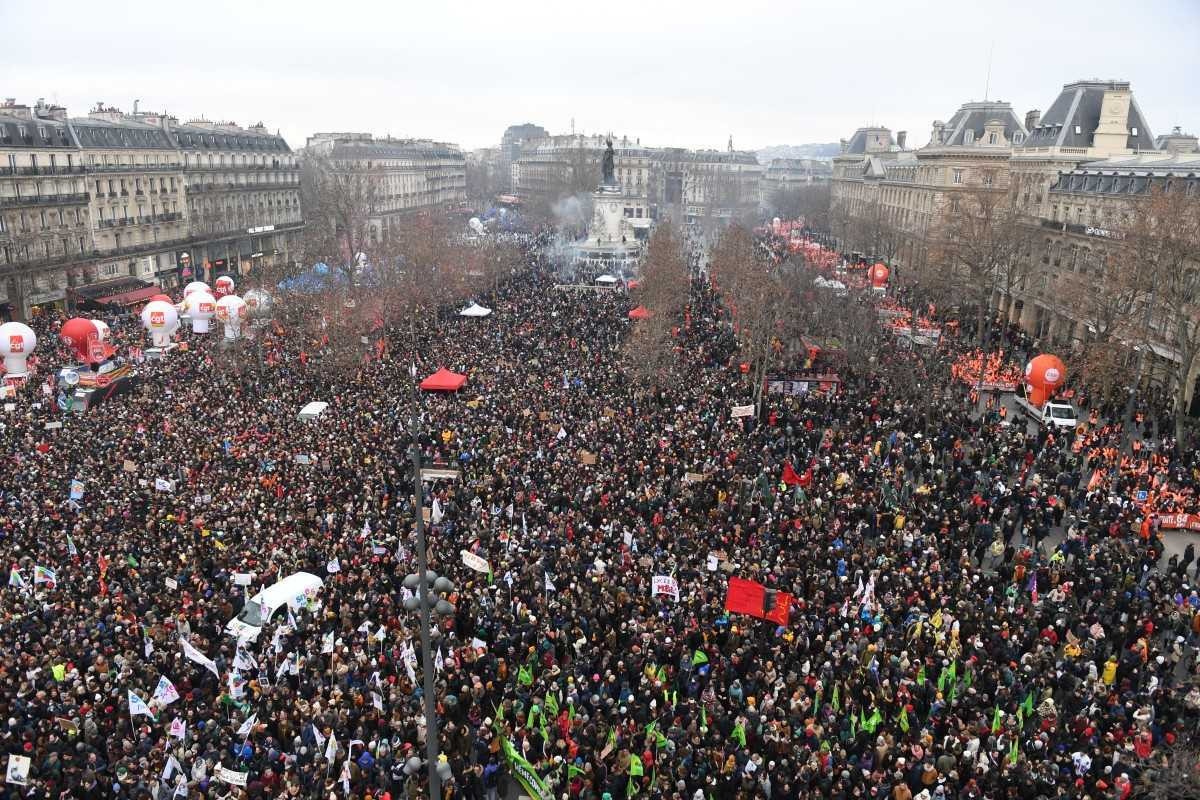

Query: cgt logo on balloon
left=150, top=311, right=165, bottom=327
left=9, top=335, right=23, bottom=353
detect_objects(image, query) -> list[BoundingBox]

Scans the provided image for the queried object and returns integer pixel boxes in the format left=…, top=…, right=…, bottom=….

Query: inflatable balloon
left=91, top=320, right=110, bottom=342
left=214, top=275, right=235, bottom=298
left=140, top=300, right=180, bottom=348
left=186, top=290, right=217, bottom=334
left=0, top=321, right=37, bottom=377
left=215, top=295, right=247, bottom=340
left=61, top=369, right=80, bottom=387
left=149, top=293, right=172, bottom=304
left=1024, top=354, right=1067, bottom=408
left=59, top=317, right=100, bottom=362
left=243, top=288, right=272, bottom=316
left=870, top=263, right=890, bottom=288
left=183, top=281, right=211, bottom=299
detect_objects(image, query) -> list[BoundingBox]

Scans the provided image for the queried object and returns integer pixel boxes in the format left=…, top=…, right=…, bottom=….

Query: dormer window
left=1074, top=125, right=1082, bottom=136
left=1131, top=127, right=1139, bottom=137
left=987, top=132, right=998, bottom=145
left=964, top=130, right=974, bottom=145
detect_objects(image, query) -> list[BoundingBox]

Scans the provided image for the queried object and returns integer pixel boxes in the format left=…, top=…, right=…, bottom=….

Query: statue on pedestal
left=601, top=139, right=615, bottom=185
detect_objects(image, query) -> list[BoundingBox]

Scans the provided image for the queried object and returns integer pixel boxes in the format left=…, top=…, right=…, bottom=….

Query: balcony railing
left=85, top=163, right=182, bottom=173
left=0, top=192, right=90, bottom=208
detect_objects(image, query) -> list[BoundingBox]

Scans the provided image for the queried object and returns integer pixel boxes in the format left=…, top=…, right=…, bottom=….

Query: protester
left=0, top=229, right=1197, bottom=800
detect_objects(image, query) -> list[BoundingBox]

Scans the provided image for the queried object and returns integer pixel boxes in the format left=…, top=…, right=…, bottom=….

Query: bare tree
left=931, top=187, right=1037, bottom=346
left=1139, top=742, right=1200, bottom=800
left=299, top=149, right=383, bottom=280
left=1127, top=185, right=1200, bottom=442
left=624, top=223, right=690, bottom=386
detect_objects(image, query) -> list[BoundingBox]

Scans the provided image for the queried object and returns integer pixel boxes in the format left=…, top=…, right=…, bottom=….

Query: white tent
left=459, top=302, right=492, bottom=318
left=595, top=275, right=618, bottom=285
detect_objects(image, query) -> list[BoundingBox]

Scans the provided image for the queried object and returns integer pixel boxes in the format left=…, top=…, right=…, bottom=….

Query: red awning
left=419, top=367, right=468, bottom=392
left=98, top=286, right=161, bottom=306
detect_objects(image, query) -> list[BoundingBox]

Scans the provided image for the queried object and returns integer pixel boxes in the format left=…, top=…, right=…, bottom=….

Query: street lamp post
left=404, top=367, right=458, bottom=800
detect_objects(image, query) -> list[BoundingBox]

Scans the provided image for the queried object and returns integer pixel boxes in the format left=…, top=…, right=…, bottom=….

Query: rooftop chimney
left=896, top=131, right=907, bottom=150
left=1025, top=109, right=1041, bottom=131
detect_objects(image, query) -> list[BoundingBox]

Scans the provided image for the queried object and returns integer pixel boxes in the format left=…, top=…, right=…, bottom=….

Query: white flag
left=544, top=573, right=556, bottom=593
left=152, top=675, right=180, bottom=706
left=373, top=625, right=387, bottom=642
left=322, top=631, right=335, bottom=654
left=169, top=718, right=186, bottom=739
left=5, top=755, right=31, bottom=786
left=236, top=713, right=257, bottom=738
left=431, top=498, right=444, bottom=524
left=162, top=754, right=184, bottom=783
left=371, top=691, right=384, bottom=711
left=326, top=557, right=340, bottom=574
left=233, top=649, right=257, bottom=671
left=434, top=647, right=445, bottom=673
left=179, top=637, right=221, bottom=679
left=154, top=477, right=174, bottom=492
left=311, top=724, right=326, bottom=749
left=144, top=635, right=154, bottom=659
left=556, top=427, right=567, bottom=440
left=325, top=730, right=338, bottom=763
left=128, top=690, right=155, bottom=719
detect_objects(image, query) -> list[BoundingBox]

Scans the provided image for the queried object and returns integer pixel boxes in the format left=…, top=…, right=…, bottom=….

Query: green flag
left=962, top=665, right=973, bottom=689
left=991, top=705, right=1003, bottom=733
left=916, top=666, right=926, bottom=687
left=517, top=664, right=533, bottom=686
left=937, top=667, right=948, bottom=693
left=898, top=708, right=910, bottom=733
left=501, top=737, right=553, bottom=800
left=1020, top=691, right=1035, bottom=717
left=863, top=709, right=883, bottom=734
left=947, top=660, right=957, bottom=686
left=568, top=764, right=585, bottom=779
left=831, top=684, right=840, bottom=712
left=52, top=664, right=66, bottom=682
left=545, top=692, right=559, bottom=718
left=568, top=701, right=576, bottom=722
left=691, top=650, right=709, bottom=666
left=629, top=754, right=644, bottom=777
left=1008, top=738, right=1019, bottom=764
left=126, top=554, right=138, bottom=568
left=731, top=722, right=746, bottom=748
left=700, top=707, right=707, bottom=729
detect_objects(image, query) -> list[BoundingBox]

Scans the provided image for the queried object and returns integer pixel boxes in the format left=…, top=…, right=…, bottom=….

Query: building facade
left=0, top=98, right=306, bottom=319
left=304, top=133, right=467, bottom=244
left=831, top=102, right=1028, bottom=269
left=759, top=157, right=831, bottom=210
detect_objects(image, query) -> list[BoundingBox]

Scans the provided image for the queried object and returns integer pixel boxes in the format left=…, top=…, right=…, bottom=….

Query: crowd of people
left=1, top=229, right=1199, bottom=800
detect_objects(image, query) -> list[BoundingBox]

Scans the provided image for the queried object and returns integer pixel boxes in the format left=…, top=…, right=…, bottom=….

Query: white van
left=225, top=571, right=324, bottom=641
left=1013, top=384, right=1078, bottom=430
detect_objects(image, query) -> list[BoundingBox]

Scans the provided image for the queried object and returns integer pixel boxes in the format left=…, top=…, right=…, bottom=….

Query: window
left=952, top=169, right=964, bottom=184
left=963, top=130, right=974, bottom=145
left=37, top=126, right=46, bottom=139
left=1131, top=127, right=1138, bottom=137
left=982, top=171, right=994, bottom=187
left=987, top=132, right=998, bottom=145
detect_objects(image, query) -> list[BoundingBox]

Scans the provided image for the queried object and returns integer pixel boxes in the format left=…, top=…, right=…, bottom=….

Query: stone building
left=759, top=157, right=831, bottom=211
left=0, top=98, right=306, bottom=318
left=648, top=143, right=762, bottom=228
left=0, top=99, right=92, bottom=317
left=830, top=102, right=1027, bottom=269
left=174, top=118, right=302, bottom=280
left=304, top=133, right=467, bottom=244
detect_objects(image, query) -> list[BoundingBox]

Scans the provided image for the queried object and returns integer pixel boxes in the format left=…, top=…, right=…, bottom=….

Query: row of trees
left=835, top=180, right=1200, bottom=441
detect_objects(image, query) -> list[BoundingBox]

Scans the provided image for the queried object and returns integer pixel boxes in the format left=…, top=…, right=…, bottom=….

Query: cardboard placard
left=578, top=450, right=597, bottom=465
left=44, top=421, right=63, bottom=430
left=165, top=577, right=179, bottom=590
left=538, top=411, right=550, bottom=421
left=123, top=459, right=137, bottom=473
left=684, top=472, right=707, bottom=484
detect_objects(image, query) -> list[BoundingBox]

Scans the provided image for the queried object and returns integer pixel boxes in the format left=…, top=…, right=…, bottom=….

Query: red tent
left=628, top=306, right=651, bottom=320
left=419, top=367, right=467, bottom=392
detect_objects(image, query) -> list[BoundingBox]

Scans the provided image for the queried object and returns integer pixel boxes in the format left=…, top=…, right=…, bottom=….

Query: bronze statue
left=601, top=139, right=615, bottom=185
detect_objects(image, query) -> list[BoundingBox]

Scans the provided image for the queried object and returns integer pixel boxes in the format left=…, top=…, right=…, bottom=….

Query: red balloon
left=59, top=317, right=99, bottom=361
left=870, top=263, right=890, bottom=287
left=150, top=293, right=172, bottom=303
left=1024, top=354, right=1067, bottom=407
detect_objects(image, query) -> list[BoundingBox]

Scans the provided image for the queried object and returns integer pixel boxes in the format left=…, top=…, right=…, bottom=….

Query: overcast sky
left=3, top=0, right=1198, bottom=153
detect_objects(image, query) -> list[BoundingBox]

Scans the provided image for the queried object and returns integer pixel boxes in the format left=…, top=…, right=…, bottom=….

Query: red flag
left=781, top=463, right=812, bottom=487
left=725, top=577, right=791, bottom=625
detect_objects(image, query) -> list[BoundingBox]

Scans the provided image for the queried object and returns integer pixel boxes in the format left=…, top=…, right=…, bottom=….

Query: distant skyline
left=2, top=0, right=1198, bottom=153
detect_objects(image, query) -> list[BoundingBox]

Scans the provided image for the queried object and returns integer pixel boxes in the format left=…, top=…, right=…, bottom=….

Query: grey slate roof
left=0, top=114, right=74, bottom=149
left=69, top=117, right=176, bottom=150
left=938, top=101, right=1026, bottom=146
left=172, top=124, right=290, bottom=153
left=1026, top=81, right=1155, bottom=151
left=843, top=128, right=893, bottom=155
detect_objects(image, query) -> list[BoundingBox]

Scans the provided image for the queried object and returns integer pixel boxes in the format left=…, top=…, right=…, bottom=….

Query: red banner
left=1156, top=513, right=1200, bottom=532
left=725, top=577, right=791, bottom=625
